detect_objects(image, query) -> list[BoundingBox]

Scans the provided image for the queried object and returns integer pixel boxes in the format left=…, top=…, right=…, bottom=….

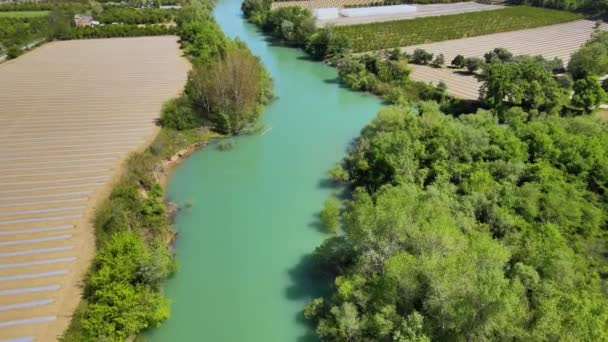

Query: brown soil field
left=405, top=20, right=607, bottom=100
left=403, top=20, right=606, bottom=65
left=0, top=36, right=189, bottom=342
left=409, top=65, right=481, bottom=100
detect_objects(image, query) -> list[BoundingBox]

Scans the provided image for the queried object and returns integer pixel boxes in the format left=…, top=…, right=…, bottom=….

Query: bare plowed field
left=410, top=65, right=481, bottom=100
left=405, top=20, right=607, bottom=101
left=403, top=19, right=606, bottom=65
left=0, top=36, right=188, bottom=341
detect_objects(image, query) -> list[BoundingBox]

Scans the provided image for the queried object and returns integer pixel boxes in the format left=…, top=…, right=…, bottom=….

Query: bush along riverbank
left=242, top=2, right=608, bottom=341
left=61, top=0, right=273, bottom=340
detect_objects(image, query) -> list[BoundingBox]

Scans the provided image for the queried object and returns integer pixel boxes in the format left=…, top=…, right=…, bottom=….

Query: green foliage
left=306, top=26, right=351, bottom=60
left=328, top=164, right=349, bottom=183
left=481, top=56, right=568, bottom=112
left=186, top=45, right=273, bottom=134
left=333, top=6, right=582, bottom=52
left=180, top=18, right=227, bottom=60
left=450, top=54, right=465, bottom=68
left=568, top=31, right=608, bottom=79
left=262, top=6, right=315, bottom=47
left=61, top=24, right=177, bottom=40
left=308, top=104, right=608, bottom=341
left=410, top=48, right=433, bottom=65
left=484, top=47, right=513, bottom=64
left=80, top=232, right=172, bottom=341
left=160, top=97, right=201, bottom=130
left=97, top=8, right=176, bottom=24
left=320, top=196, right=340, bottom=233
left=571, top=76, right=607, bottom=112
left=432, top=53, right=444, bottom=67
left=463, top=56, right=484, bottom=73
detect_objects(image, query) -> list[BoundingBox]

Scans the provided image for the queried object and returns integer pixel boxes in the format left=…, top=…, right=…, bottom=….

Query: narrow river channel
left=148, top=0, right=381, bottom=340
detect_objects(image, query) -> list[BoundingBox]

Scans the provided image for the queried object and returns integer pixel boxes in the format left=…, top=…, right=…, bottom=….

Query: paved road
left=0, top=36, right=188, bottom=341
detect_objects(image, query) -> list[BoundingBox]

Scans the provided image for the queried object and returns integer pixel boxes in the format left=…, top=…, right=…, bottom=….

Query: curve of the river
left=148, top=0, right=381, bottom=340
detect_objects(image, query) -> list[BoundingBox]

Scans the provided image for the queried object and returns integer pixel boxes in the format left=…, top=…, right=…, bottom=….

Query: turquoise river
left=149, top=0, right=381, bottom=340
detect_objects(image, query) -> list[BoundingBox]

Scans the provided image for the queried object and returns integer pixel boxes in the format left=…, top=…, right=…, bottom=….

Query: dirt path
left=0, top=36, right=189, bottom=341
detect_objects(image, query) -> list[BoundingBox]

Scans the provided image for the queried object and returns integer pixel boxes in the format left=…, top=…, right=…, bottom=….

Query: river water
left=148, top=0, right=381, bottom=340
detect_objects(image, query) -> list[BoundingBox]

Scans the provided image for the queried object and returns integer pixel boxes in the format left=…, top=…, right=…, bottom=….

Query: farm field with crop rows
left=335, top=6, right=582, bottom=52
left=403, top=19, right=607, bottom=64
left=0, top=36, right=188, bottom=342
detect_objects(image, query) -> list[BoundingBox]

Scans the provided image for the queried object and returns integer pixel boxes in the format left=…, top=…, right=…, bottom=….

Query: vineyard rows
left=335, top=6, right=582, bottom=52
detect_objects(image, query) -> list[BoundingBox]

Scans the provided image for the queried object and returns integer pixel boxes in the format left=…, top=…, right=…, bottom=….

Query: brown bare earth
left=410, top=65, right=481, bottom=100
left=0, top=36, right=189, bottom=341
left=403, top=20, right=606, bottom=65
left=405, top=20, right=607, bottom=100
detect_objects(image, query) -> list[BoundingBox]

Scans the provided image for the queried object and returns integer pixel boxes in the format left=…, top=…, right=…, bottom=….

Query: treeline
left=306, top=105, right=608, bottom=341
left=60, top=23, right=177, bottom=39
left=161, top=1, right=273, bottom=134
left=97, top=8, right=177, bottom=24
left=299, top=13, right=608, bottom=342
left=242, top=0, right=350, bottom=60
left=0, top=16, right=48, bottom=57
left=239, top=1, right=608, bottom=340
left=0, top=1, right=87, bottom=12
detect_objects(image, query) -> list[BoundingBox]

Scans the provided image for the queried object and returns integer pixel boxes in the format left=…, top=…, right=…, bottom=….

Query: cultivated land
left=406, top=20, right=607, bottom=100
left=0, top=36, right=188, bottom=341
left=335, top=6, right=583, bottom=52
left=403, top=19, right=607, bottom=65
left=318, top=2, right=504, bottom=26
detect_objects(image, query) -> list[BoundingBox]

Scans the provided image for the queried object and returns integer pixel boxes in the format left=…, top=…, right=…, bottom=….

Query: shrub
left=464, top=57, right=484, bottom=73
left=571, top=76, right=606, bottom=112
left=484, top=47, right=513, bottom=64
left=306, top=26, right=350, bottom=60
left=411, top=48, right=433, bottom=65
left=160, top=97, right=201, bottom=130
left=320, top=196, right=340, bottom=233
left=451, top=54, right=465, bottom=68
left=328, top=164, right=349, bottom=183
left=432, top=53, right=445, bottom=67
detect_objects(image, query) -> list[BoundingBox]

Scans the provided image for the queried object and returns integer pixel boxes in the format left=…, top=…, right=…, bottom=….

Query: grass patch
left=0, top=10, right=49, bottom=17
left=334, top=6, right=583, bottom=52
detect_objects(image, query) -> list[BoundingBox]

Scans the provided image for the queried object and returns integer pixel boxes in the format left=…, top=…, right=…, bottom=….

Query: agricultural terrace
left=319, top=2, right=504, bottom=26
left=403, top=19, right=607, bottom=65
left=335, top=6, right=583, bottom=52
left=0, top=36, right=188, bottom=341
left=0, top=11, right=49, bottom=17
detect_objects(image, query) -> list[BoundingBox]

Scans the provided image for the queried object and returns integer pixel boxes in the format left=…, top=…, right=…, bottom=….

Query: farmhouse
left=73, top=14, right=99, bottom=27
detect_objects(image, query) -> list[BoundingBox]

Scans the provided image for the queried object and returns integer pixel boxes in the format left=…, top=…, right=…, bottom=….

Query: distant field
left=0, top=10, right=49, bottom=17
left=335, top=6, right=583, bottom=52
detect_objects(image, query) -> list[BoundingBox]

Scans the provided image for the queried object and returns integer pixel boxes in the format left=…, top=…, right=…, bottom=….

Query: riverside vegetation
left=242, top=1, right=608, bottom=341
left=61, top=0, right=272, bottom=340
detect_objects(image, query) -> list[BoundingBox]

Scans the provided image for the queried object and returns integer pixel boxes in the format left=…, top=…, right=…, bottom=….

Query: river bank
left=146, top=0, right=382, bottom=339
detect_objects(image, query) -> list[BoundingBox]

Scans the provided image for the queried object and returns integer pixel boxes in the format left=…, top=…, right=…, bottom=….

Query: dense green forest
left=238, top=1, right=608, bottom=341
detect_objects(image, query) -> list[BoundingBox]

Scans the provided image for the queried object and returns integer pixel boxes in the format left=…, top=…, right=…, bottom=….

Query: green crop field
left=0, top=11, right=50, bottom=18
left=335, top=6, right=583, bottom=52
